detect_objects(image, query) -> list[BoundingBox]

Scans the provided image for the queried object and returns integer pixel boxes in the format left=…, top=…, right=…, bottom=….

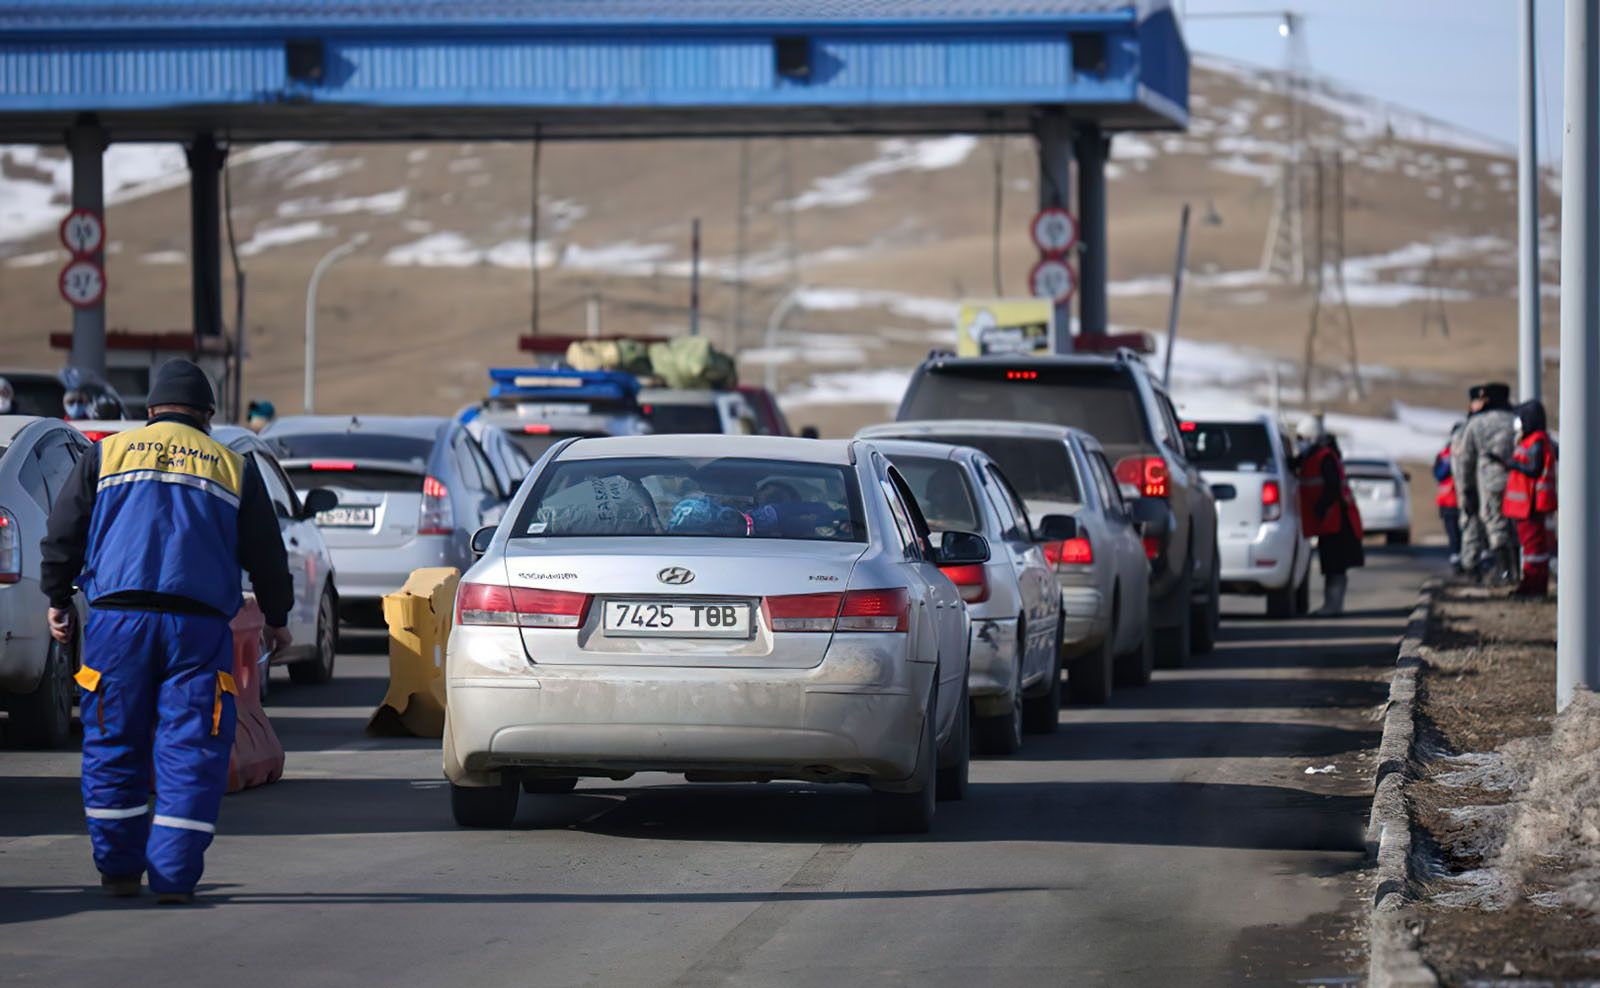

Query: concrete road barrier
left=370, top=568, right=458, bottom=738
left=227, top=596, right=285, bottom=793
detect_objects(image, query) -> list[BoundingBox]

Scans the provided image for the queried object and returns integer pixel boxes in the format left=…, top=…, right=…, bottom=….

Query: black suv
left=896, top=350, right=1220, bottom=668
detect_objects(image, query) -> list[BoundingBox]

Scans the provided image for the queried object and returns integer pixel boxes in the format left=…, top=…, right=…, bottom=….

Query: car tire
left=936, top=682, right=970, bottom=801
left=522, top=777, right=579, bottom=795
left=1067, top=628, right=1114, bottom=706
left=7, top=633, right=77, bottom=749
left=1266, top=581, right=1295, bottom=619
left=973, top=634, right=1024, bottom=756
left=1022, top=620, right=1063, bottom=734
left=1387, top=530, right=1411, bottom=546
left=1190, top=550, right=1221, bottom=655
left=451, top=778, right=520, bottom=827
left=871, top=690, right=938, bottom=834
left=288, top=590, right=338, bottom=686
left=1293, top=569, right=1312, bottom=616
left=1113, top=626, right=1154, bottom=688
left=1154, top=572, right=1193, bottom=670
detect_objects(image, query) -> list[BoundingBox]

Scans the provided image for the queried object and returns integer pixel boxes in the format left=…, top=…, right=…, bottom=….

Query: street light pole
left=303, top=234, right=368, bottom=414
left=1557, top=0, right=1600, bottom=709
left=1518, top=0, right=1542, bottom=402
left=763, top=287, right=804, bottom=394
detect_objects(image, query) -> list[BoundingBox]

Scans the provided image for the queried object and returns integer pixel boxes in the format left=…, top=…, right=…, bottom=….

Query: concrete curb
left=1366, top=578, right=1443, bottom=988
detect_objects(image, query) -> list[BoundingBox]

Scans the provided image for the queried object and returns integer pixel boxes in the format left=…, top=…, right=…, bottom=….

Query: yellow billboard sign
left=955, top=299, right=1057, bottom=357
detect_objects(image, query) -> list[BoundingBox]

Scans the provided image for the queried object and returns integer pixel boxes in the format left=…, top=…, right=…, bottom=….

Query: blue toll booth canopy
left=0, top=0, right=1187, bottom=141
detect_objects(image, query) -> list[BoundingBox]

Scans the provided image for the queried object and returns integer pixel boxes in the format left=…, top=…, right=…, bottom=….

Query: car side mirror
left=470, top=526, right=496, bottom=557
left=935, top=530, right=990, bottom=566
left=1131, top=497, right=1171, bottom=537
left=1210, top=483, right=1238, bottom=502
left=1036, top=514, right=1079, bottom=542
left=800, top=425, right=820, bottom=440
left=299, top=488, right=338, bottom=520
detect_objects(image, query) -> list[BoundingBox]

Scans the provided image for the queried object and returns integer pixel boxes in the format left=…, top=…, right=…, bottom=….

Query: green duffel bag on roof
left=648, top=336, right=737, bottom=390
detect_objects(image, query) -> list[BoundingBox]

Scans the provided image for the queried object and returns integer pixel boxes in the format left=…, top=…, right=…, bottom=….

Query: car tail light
left=1042, top=536, right=1093, bottom=568
left=310, top=460, right=356, bottom=471
left=455, top=583, right=591, bottom=629
left=837, top=588, right=910, bottom=632
left=1261, top=479, right=1282, bottom=522
left=767, top=592, right=843, bottom=632
left=522, top=424, right=552, bottom=435
left=938, top=563, right=990, bottom=604
left=1142, top=536, right=1163, bottom=560
left=1115, top=455, right=1169, bottom=498
left=0, top=509, right=19, bottom=584
left=80, top=430, right=113, bottom=443
left=418, top=475, right=453, bottom=535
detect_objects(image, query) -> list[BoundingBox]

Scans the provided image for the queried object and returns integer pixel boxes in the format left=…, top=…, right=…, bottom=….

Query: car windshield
left=272, top=433, right=434, bottom=464
left=644, top=403, right=723, bottom=435
left=515, top=456, right=865, bottom=542
left=504, top=429, right=606, bottom=459
left=900, top=364, right=1148, bottom=447
left=885, top=455, right=981, bottom=532
left=8, top=377, right=65, bottom=418
left=1186, top=422, right=1276, bottom=473
left=908, top=434, right=1081, bottom=505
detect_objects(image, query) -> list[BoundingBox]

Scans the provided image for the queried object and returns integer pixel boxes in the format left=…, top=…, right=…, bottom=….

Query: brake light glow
left=455, top=583, right=591, bottom=629
left=765, top=588, right=910, bottom=633
left=1043, top=537, right=1094, bottom=568
left=1261, top=479, right=1283, bottom=522
left=938, top=564, right=990, bottom=604
left=80, top=430, right=113, bottom=442
left=1115, top=455, right=1169, bottom=498
left=311, top=460, right=357, bottom=471
left=418, top=475, right=454, bottom=535
left=1005, top=370, right=1039, bottom=381
left=0, top=509, right=18, bottom=584
left=1143, top=536, right=1163, bottom=560
left=1180, top=421, right=1197, bottom=432
left=522, top=423, right=553, bottom=435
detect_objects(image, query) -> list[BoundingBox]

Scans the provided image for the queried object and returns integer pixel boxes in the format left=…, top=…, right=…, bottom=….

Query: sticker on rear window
left=527, top=521, right=548, bottom=534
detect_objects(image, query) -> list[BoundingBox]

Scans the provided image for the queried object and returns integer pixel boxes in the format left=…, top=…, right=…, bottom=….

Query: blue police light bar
left=486, top=367, right=641, bottom=404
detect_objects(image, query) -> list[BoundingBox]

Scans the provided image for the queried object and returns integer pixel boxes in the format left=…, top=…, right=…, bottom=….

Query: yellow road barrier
left=369, top=567, right=459, bottom=738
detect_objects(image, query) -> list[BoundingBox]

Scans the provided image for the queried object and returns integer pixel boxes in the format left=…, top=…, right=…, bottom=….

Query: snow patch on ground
left=785, top=137, right=978, bottom=211
left=238, top=220, right=334, bottom=256
left=794, top=286, right=961, bottom=325
left=284, top=157, right=364, bottom=189
left=140, top=249, right=187, bottom=265
left=3, top=248, right=62, bottom=268
left=278, top=189, right=407, bottom=219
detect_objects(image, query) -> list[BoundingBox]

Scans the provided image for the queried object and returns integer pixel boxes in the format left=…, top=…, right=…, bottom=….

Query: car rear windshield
left=643, top=403, right=723, bottom=435
left=515, top=456, right=865, bottom=542
left=900, top=364, right=1149, bottom=447
left=8, top=377, right=65, bottom=418
left=505, top=429, right=605, bottom=459
left=1344, top=459, right=1394, bottom=476
left=271, top=433, right=434, bottom=465
left=1185, top=422, right=1277, bottom=473
left=915, top=435, right=1080, bottom=505
left=884, top=455, right=981, bottom=532
left=283, top=466, right=423, bottom=493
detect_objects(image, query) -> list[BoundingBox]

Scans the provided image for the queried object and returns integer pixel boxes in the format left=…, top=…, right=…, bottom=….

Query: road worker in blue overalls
left=39, top=359, right=293, bottom=904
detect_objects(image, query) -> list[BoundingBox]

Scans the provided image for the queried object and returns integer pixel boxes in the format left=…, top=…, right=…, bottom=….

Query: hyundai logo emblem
left=657, top=567, right=695, bottom=585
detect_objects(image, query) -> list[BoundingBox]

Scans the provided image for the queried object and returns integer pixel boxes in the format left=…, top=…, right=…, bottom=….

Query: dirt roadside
left=1407, top=584, right=1600, bottom=984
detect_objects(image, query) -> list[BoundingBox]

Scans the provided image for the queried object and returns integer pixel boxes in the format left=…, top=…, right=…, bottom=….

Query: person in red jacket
left=1434, top=424, right=1463, bottom=570
left=1293, top=416, right=1364, bottom=615
left=1500, top=399, right=1557, bottom=597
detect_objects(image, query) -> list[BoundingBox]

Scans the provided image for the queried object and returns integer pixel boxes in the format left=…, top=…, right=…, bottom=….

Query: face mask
left=64, top=402, right=88, bottom=419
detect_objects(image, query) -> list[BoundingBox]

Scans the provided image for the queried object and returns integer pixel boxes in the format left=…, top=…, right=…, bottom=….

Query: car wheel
left=1293, top=569, right=1312, bottom=616
left=1113, top=625, right=1154, bottom=688
left=451, top=777, right=520, bottom=827
left=1266, top=581, right=1295, bottom=619
left=1068, top=625, right=1114, bottom=706
left=1154, top=572, right=1193, bottom=670
left=7, top=633, right=77, bottom=749
left=871, top=688, right=938, bottom=833
left=973, top=636, right=1024, bottom=756
left=1022, top=619, right=1063, bottom=734
left=1387, top=530, right=1411, bottom=546
left=936, top=682, right=970, bottom=801
left=1190, top=550, right=1221, bottom=655
left=289, top=590, right=339, bottom=686
left=522, top=777, right=579, bottom=795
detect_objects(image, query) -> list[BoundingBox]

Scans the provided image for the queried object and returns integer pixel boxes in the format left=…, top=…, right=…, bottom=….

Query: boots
left=1492, top=545, right=1520, bottom=587
left=1315, top=574, right=1347, bottom=616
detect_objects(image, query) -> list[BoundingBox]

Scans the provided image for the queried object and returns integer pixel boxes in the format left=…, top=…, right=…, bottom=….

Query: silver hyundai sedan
left=445, top=435, right=978, bottom=833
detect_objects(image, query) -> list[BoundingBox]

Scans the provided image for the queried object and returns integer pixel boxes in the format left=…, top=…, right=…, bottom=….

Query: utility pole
left=303, top=234, right=367, bottom=413
left=688, top=218, right=701, bottom=336
left=1557, top=0, right=1600, bottom=710
left=1518, top=0, right=1542, bottom=402
left=1302, top=153, right=1362, bottom=401
left=732, top=139, right=750, bottom=353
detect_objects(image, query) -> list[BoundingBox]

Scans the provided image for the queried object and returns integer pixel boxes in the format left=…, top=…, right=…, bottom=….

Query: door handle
left=289, top=537, right=300, bottom=547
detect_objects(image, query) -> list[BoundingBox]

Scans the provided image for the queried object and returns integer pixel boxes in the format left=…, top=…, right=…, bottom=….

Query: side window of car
left=17, top=443, right=49, bottom=512
left=35, top=433, right=77, bottom=507
left=1092, top=452, right=1128, bottom=515
left=888, top=468, right=936, bottom=557
left=252, top=452, right=296, bottom=519
left=978, top=466, right=1017, bottom=538
left=987, top=466, right=1033, bottom=541
left=878, top=479, right=917, bottom=557
left=454, top=433, right=500, bottom=498
left=1155, top=392, right=1186, bottom=457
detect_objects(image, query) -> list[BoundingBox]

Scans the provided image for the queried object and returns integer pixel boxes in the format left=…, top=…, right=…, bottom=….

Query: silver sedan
left=445, top=435, right=976, bottom=833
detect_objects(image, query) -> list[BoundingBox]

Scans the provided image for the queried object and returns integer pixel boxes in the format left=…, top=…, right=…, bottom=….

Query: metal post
left=1557, top=0, right=1600, bottom=709
left=586, top=293, right=601, bottom=339
left=187, top=134, right=224, bottom=343
left=689, top=218, right=701, bottom=336
left=1162, top=204, right=1192, bottom=388
left=1076, top=124, right=1110, bottom=337
left=763, top=288, right=803, bottom=393
left=1036, top=115, right=1074, bottom=352
left=1519, top=0, right=1543, bottom=403
left=66, top=117, right=107, bottom=380
left=303, top=235, right=366, bottom=414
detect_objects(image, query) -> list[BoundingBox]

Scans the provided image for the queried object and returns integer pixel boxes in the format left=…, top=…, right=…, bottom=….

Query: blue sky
left=1181, top=0, right=1566, bottom=164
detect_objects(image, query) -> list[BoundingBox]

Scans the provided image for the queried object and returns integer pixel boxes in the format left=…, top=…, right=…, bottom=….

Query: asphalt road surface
left=1, top=547, right=1442, bottom=987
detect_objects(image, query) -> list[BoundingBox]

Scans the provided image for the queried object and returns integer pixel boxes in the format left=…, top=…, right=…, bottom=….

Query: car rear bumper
left=0, top=587, right=45, bottom=693
left=1357, top=503, right=1409, bottom=533
left=445, top=626, right=932, bottom=786
left=329, top=535, right=466, bottom=604
left=1219, top=523, right=1298, bottom=592
left=1056, top=584, right=1107, bottom=648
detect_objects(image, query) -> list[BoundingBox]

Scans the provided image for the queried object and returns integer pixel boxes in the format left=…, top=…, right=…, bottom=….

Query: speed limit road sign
left=1029, top=257, right=1077, bottom=304
left=1030, top=207, right=1079, bottom=257
left=59, top=259, right=106, bottom=309
left=59, top=208, right=105, bottom=258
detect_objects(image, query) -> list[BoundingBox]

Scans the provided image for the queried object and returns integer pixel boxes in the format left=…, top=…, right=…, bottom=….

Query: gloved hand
left=267, top=626, right=292, bottom=653
left=47, top=606, right=75, bottom=644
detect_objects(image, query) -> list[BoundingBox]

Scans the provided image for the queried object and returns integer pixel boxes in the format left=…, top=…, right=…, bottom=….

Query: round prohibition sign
left=60, top=208, right=105, bottom=257
left=59, top=259, right=106, bottom=309
left=1030, top=206, right=1079, bottom=256
left=1029, top=257, right=1077, bottom=304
